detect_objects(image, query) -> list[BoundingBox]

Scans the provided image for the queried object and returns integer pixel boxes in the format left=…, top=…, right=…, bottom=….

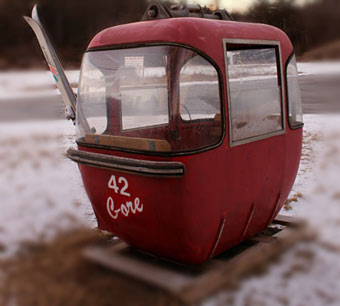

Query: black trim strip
left=67, top=148, right=185, bottom=177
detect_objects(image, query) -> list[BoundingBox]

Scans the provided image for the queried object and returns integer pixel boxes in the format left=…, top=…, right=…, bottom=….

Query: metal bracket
left=142, top=1, right=174, bottom=20
left=142, top=0, right=233, bottom=21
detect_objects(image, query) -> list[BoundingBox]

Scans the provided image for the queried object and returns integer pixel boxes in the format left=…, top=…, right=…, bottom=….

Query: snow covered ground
left=0, top=120, right=94, bottom=258
left=0, top=115, right=340, bottom=306
left=0, top=70, right=79, bottom=101
left=298, top=61, right=340, bottom=76
left=1, top=113, right=340, bottom=306
left=0, top=114, right=326, bottom=254
left=1, top=63, right=340, bottom=304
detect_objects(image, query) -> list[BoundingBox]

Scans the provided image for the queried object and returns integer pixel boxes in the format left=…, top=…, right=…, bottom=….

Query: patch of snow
left=297, top=62, right=340, bottom=76
left=0, top=70, right=79, bottom=101
left=285, top=115, right=326, bottom=203
left=0, top=120, right=94, bottom=258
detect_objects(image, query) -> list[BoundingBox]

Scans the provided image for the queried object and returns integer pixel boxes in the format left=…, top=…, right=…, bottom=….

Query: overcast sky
left=190, top=0, right=314, bottom=12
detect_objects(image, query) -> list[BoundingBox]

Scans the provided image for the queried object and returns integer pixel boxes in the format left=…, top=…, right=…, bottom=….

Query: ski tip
left=31, top=4, right=41, bottom=23
left=23, top=4, right=39, bottom=25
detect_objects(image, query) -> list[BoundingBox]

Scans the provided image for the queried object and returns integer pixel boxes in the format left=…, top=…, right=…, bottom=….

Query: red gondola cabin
left=26, top=2, right=304, bottom=264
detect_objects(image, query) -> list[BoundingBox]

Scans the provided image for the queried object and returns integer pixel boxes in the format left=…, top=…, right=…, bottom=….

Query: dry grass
left=0, top=229, right=176, bottom=306
left=284, top=193, right=304, bottom=211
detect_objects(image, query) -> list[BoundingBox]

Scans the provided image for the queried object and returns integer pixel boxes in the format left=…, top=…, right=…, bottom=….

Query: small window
left=226, top=44, right=283, bottom=143
left=287, top=55, right=303, bottom=128
left=180, top=55, right=221, bottom=122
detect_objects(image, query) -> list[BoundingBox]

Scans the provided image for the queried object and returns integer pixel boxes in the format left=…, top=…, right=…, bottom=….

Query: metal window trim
left=223, top=38, right=287, bottom=147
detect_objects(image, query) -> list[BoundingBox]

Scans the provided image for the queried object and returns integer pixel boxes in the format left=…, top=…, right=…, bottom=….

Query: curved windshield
left=76, top=46, right=222, bottom=153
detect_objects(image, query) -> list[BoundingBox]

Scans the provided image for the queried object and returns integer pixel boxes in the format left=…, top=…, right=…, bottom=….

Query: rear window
left=225, top=42, right=284, bottom=144
left=76, top=45, right=223, bottom=153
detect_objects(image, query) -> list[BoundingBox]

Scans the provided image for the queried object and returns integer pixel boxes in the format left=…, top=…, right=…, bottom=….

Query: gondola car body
left=26, top=7, right=304, bottom=264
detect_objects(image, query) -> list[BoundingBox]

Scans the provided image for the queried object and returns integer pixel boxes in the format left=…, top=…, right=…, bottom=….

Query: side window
left=226, top=45, right=283, bottom=143
left=180, top=55, right=221, bottom=122
left=287, top=55, right=303, bottom=128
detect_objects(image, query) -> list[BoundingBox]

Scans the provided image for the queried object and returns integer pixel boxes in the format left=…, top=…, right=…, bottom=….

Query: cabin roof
left=88, top=18, right=293, bottom=63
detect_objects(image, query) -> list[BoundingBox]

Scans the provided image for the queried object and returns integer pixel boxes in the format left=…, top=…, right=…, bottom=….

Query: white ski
left=24, top=5, right=76, bottom=121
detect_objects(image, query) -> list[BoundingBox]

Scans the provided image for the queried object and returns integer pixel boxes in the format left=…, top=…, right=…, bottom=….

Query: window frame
left=285, top=52, right=304, bottom=130
left=223, top=38, right=286, bottom=147
left=76, top=42, right=226, bottom=157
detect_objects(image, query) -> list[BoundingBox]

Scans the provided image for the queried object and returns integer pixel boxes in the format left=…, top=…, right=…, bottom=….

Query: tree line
left=234, top=0, right=340, bottom=55
left=0, top=0, right=338, bottom=68
left=0, top=0, right=148, bottom=68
